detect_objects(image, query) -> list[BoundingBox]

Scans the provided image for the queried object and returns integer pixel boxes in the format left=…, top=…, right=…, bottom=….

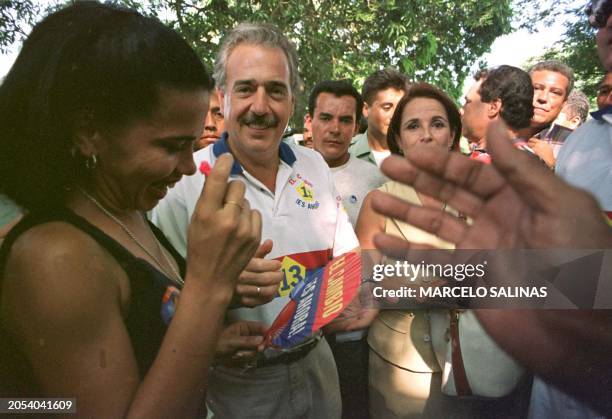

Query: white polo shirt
left=152, top=134, right=358, bottom=325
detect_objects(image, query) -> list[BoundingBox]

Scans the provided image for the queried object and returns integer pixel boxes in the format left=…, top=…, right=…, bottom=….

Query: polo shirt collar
left=212, top=132, right=297, bottom=175
left=590, top=105, right=612, bottom=123
left=350, top=132, right=370, bottom=157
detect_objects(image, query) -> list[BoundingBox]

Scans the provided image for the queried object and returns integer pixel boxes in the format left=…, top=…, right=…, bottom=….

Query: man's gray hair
left=213, top=22, right=300, bottom=95
left=563, top=90, right=590, bottom=124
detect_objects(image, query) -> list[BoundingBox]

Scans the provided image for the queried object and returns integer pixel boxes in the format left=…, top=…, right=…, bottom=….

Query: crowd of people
left=0, top=1, right=610, bottom=418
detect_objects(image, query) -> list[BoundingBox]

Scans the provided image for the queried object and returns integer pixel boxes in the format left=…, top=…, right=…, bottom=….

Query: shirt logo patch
left=295, top=181, right=314, bottom=202
left=289, top=174, right=320, bottom=210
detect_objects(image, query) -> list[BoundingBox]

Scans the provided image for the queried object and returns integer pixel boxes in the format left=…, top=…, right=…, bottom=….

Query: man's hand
left=215, top=321, right=266, bottom=366
left=324, top=284, right=379, bottom=333
left=527, top=137, right=555, bottom=169
left=369, top=119, right=612, bottom=415
left=371, top=120, right=611, bottom=252
left=234, top=240, right=283, bottom=307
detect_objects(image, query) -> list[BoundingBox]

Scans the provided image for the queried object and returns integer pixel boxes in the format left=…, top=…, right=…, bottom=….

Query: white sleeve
left=150, top=177, right=197, bottom=258
left=328, top=169, right=359, bottom=256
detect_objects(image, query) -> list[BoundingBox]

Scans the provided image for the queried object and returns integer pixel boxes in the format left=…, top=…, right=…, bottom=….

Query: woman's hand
left=186, top=154, right=262, bottom=293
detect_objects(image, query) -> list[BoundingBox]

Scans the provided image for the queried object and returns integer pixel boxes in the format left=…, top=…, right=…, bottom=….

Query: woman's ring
left=225, top=200, right=243, bottom=210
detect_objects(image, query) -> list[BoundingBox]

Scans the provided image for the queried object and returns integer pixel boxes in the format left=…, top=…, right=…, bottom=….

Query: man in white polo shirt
left=152, top=23, right=357, bottom=418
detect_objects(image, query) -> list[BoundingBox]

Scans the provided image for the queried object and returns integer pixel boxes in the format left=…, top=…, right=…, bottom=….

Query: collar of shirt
left=590, top=105, right=612, bottom=123
left=349, top=131, right=378, bottom=166
left=349, top=132, right=370, bottom=156
left=212, top=132, right=297, bottom=175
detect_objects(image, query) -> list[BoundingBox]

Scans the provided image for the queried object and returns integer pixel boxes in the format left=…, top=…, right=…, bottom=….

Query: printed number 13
left=280, top=265, right=304, bottom=292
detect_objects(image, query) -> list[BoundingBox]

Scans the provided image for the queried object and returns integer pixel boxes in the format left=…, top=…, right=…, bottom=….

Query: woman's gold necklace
left=78, top=187, right=185, bottom=287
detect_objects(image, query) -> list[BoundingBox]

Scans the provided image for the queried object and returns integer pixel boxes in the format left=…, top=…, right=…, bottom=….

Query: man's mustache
left=239, top=112, right=278, bottom=129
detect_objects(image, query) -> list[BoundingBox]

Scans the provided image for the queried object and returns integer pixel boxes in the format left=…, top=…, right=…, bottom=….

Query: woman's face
left=398, top=97, right=454, bottom=155
left=93, top=87, right=208, bottom=211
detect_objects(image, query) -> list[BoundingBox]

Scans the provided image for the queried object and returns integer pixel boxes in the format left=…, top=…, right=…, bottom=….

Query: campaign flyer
left=264, top=252, right=361, bottom=349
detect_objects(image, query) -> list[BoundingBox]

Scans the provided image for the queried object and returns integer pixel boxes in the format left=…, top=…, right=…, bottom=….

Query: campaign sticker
left=161, top=286, right=180, bottom=325
left=264, top=252, right=361, bottom=349
left=276, top=249, right=333, bottom=297
left=295, top=180, right=315, bottom=202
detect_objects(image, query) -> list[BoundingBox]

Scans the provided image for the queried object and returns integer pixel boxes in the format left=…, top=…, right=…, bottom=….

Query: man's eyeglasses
left=587, top=0, right=612, bottom=29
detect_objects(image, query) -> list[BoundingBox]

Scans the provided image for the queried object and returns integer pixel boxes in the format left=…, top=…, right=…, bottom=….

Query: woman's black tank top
left=0, top=207, right=186, bottom=394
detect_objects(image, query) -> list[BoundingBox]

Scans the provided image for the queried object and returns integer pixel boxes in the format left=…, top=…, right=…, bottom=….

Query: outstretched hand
left=369, top=119, right=612, bottom=415
left=371, top=120, right=612, bottom=252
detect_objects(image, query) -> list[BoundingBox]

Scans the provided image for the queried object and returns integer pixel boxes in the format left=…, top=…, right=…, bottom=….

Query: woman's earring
left=85, top=154, right=98, bottom=170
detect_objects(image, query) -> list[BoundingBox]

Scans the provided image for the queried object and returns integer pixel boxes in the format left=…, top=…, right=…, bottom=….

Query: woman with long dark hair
left=0, top=3, right=260, bottom=417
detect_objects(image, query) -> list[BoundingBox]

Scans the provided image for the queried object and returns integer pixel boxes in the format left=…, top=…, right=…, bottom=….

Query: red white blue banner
left=264, top=252, right=361, bottom=349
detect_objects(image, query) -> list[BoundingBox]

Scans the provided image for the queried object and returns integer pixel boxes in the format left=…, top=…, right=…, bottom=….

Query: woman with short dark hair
left=356, top=83, right=526, bottom=417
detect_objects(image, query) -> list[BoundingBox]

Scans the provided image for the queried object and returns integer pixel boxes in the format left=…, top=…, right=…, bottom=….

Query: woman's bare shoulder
left=2, top=221, right=124, bottom=335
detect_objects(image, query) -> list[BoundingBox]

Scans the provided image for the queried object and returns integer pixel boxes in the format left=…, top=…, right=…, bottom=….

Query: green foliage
left=514, top=0, right=581, bottom=31
left=0, top=0, right=512, bottom=127
left=0, top=0, right=40, bottom=54
left=519, top=0, right=603, bottom=105
left=117, top=0, right=513, bottom=126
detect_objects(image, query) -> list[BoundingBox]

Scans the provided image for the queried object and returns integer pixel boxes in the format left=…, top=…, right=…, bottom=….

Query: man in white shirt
left=309, top=79, right=384, bottom=419
left=309, top=79, right=386, bottom=227
left=152, top=23, right=357, bottom=419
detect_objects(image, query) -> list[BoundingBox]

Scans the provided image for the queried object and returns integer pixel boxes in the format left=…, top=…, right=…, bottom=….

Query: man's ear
left=487, top=99, right=502, bottom=119
left=568, top=115, right=582, bottom=129
left=362, top=102, right=370, bottom=119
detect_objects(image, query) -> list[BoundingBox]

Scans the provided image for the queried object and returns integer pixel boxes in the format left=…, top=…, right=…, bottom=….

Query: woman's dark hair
left=0, top=2, right=211, bottom=212
left=387, top=83, right=462, bottom=155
